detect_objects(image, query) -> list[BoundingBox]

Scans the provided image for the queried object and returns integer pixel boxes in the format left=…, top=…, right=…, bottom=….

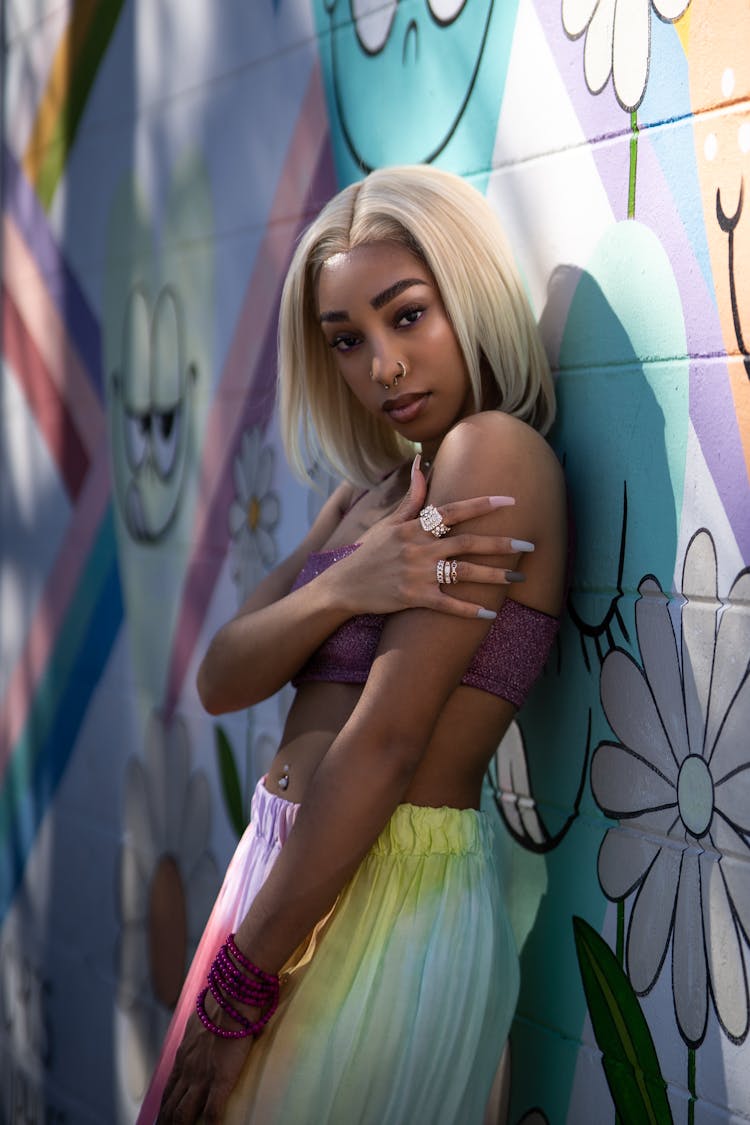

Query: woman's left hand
left=157, top=1010, right=252, bottom=1124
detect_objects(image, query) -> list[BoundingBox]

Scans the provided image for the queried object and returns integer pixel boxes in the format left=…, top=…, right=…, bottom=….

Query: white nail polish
left=488, top=496, right=515, bottom=507
left=510, top=539, right=534, bottom=552
left=476, top=607, right=497, bottom=621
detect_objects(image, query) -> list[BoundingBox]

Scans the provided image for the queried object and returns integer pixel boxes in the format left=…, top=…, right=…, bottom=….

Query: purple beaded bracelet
left=195, top=935, right=280, bottom=1040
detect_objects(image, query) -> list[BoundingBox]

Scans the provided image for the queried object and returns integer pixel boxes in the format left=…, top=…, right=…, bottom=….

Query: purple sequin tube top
left=290, top=544, right=559, bottom=709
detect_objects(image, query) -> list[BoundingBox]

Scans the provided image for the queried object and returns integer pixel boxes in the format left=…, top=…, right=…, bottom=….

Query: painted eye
left=125, top=409, right=149, bottom=471
left=152, top=407, right=180, bottom=479
left=352, top=0, right=397, bottom=54
left=427, top=0, right=466, bottom=25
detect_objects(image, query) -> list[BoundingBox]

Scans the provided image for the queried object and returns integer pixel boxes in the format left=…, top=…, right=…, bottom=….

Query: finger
left=432, top=494, right=515, bottom=528
left=439, top=533, right=534, bottom=557
left=442, top=561, right=527, bottom=585
left=424, top=594, right=502, bottom=620
left=392, top=454, right=427, bottom=524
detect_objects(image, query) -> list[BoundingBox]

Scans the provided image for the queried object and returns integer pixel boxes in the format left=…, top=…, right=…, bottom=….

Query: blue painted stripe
left=0, top=507, right=123, bottom=920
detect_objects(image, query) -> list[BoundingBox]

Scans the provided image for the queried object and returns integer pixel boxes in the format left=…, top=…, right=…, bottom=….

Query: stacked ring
left=436, top=559, right=459, bottom=586
left=419, top=505, right=451, bottom=539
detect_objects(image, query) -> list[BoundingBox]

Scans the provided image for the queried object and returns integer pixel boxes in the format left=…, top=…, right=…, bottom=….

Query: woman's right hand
left=329, top=455, right=533, bottom=620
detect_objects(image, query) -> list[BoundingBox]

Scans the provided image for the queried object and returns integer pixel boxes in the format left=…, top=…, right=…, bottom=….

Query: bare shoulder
left=433, top=411, right=564, bottom=507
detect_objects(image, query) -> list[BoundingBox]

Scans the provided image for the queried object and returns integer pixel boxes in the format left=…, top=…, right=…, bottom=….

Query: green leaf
left=213, top=724, right=247, bottom=839
left=573, top=916, right=673, bottom=1125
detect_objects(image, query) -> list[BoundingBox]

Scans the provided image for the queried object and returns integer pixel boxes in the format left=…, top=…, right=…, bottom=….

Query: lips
left=382, top=392, right=430, bottom=424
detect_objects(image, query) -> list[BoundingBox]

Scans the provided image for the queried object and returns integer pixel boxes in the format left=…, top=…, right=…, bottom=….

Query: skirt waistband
left=252, top=779, right=491, bottom=857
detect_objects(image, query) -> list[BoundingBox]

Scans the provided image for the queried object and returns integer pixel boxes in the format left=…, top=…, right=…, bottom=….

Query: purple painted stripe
left=2, top=144, right=103, bottom=397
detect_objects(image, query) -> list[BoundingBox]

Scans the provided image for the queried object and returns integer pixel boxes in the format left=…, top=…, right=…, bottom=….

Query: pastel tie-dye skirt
left=139, top=778, right=518, bottom=1125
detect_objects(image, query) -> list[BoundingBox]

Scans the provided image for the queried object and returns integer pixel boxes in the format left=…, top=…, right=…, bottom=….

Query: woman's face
left=315, top=241, right=474, bottom=452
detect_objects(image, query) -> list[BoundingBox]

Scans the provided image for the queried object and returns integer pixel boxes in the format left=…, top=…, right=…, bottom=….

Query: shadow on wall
left=488, top=245, right=689, bottom=1121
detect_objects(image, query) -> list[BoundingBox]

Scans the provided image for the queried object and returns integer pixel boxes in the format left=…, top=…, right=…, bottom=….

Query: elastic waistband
left=251, top=779, right=490, bottom=857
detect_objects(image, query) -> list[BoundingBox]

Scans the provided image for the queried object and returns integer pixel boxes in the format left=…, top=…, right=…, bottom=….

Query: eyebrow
left=319, top=277, right=429, bottom=323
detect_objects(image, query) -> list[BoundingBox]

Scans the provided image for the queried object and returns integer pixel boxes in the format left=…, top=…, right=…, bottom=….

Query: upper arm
left=344, top=413, right=567, bottom=756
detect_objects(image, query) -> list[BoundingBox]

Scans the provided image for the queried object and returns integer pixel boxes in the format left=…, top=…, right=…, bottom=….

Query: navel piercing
left=278, top=764, right=290, bottom=791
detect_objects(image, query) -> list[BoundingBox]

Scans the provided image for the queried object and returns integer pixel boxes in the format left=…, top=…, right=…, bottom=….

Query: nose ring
left=370, top=360, right=408, bottom=391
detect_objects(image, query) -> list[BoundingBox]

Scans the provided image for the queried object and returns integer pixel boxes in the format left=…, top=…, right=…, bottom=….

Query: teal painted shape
left=557, top=220, right=689, bottom=608
left=313, top=0, right=520, bottom=185
left=498, top=221, right=689, bottom=1121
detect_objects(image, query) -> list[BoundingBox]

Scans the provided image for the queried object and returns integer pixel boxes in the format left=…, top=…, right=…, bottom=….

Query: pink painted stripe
left=2, top=284, right=89, bottom=499
left=3, top=214, right=104, bottom=457
left=163, top=62, right=333, bottom=718
left=0, top=437, right=112, bottom=775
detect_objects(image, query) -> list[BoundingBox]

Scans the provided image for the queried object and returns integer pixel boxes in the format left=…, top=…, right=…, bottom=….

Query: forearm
left=234, top=718, right=420, bottom=971
left=197, top=568, right=361, bottom=713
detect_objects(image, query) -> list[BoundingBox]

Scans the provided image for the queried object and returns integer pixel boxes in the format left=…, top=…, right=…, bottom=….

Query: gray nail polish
left=505, top=571, right=526, bottom=583
left=476, top=607, right=497, bottom=620
left=510, top=539, right=535, bottom=553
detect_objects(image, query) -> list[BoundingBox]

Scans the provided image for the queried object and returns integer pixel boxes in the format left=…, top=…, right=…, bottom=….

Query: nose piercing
left=370, top=360, right=408, bottom=391
left=393, top=360, right=408, bottom=387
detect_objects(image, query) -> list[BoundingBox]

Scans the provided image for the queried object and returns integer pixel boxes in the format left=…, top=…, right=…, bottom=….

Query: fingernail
left=510, top=539, right=535, bottom=553
left=505, top=570, right=525, bottom=583
left=476, top=607, right=497, bottom=620
left=488, top=496, right=515, bottom=507
left=411, top=453, right=421, bottom=481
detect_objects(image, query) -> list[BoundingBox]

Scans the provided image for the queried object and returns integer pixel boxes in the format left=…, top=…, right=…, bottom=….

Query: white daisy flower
left=228, top=428, right=280, bottom=602
left=562, top=0, right=691, bottom=112
left=592, top=531, right=750, bottom=1045
left=116, top=712, right=219, bottom=1098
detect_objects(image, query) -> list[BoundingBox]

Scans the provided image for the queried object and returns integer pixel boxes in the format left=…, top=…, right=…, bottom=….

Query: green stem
left=687, top=1047, right=696, bottom=1125
left=628, top=111, right=639, bottom=219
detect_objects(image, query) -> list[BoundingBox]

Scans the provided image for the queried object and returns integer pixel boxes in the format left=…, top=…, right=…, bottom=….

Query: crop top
left=290, top=543, right=560, bottom=708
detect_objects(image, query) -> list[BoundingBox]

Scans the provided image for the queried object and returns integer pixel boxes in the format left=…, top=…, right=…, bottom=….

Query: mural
left=1, top=0, right=748, bottom=1122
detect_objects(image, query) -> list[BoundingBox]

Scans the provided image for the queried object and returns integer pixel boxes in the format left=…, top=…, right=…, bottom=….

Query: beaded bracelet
left=195, top=934, right=280, bottom=1040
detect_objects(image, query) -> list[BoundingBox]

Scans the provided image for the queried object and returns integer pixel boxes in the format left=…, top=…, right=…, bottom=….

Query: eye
left=352, top=0, right=397, bottom=54
left=152, top=407, right=181, bottom=479
left=330, top=333, right=361, bottom=352
left=427, top=0, right=467, bottom=25
left=125, top=409, right=150, bottom=471
left=396, top=305, right=424, bottom=328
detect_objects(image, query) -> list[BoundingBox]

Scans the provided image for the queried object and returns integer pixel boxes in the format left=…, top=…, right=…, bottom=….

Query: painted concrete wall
left=1, top=1, right=748, bottom=1122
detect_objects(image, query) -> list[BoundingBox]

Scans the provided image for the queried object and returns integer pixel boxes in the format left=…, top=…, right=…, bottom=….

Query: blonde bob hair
left=278, top=164, right=554, bottom=487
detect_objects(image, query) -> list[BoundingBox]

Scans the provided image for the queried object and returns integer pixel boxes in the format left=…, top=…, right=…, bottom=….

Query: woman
left=144, top=164, right=567, bottom=1124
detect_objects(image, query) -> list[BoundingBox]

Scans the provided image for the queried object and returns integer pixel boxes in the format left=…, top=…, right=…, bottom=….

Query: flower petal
left=256, top=443, right=275, bottom=496
left=180, top=771, right=212, bottom=874
left=714, top=761, right=750, bottom=835
left=592, top=742, right=677, bottom=817
left=717, top=826, right=750, bottom=946
left=636, top=578, right=689, bottom=763
left=653, top=0, right=690, bottom=19
left=626, top=842, right=680, bottom=992
left=228, top=500, right=248, bottom=537
left=700, top=850, right=749, bottom=1040
left=584, top=0, right=616, bottom=93
left=600, top=649, right=680, bottom=780
left=259, top=491, right=281, bottom=532
left=163, top=717, right=190, bottom=851
left=185, top=852, right=222, bottom=940
left=118, top=842, right=149, bottom=923
left=562, top=0, right=599, bottom=37
left=233, top=452, right=248, bottom=507
left=681, top=532, right=719, bottom=760
left=117, top=920, right=150, bottom=1007
left=598, top=826, right=661, bottom=899
left=706, top=572, right=750, bottom=763
left=673, top=851, right=708, bottom=1044
left=612, top=0, right=650, bottom=111
left=255, top=526, right=278, bottom=569
left=124, top=758, right=158, bottom=860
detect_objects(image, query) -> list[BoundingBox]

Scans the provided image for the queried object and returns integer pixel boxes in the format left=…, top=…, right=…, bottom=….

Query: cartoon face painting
left=111, top=284, right=197, bottom=544
left=315, top=0, right=520, bottom=183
